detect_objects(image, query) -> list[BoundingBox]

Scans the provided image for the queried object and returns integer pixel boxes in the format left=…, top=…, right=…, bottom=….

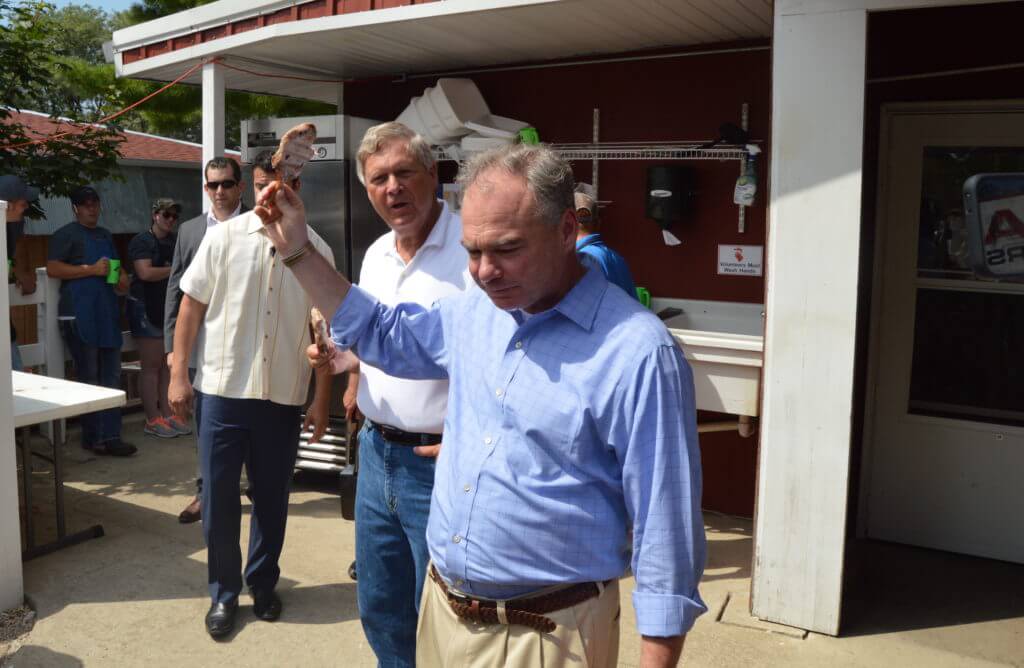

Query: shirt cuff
left=329, top=285, right=378, bottom=350
left=632, top=590, right=708, bottom=637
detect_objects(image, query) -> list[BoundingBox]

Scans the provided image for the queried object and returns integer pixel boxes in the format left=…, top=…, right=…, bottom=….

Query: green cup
left=518, top=127, right=540, bottom=145
left=106, top=258, right=121, bottom=284
left=636, top=286, right=651, bottom=309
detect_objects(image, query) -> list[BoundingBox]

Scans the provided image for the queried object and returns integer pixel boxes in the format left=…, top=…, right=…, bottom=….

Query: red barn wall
left=345, top=44, right=771, bottom=516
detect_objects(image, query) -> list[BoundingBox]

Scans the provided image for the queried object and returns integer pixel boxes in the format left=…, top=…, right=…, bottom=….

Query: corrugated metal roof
left=113, top=0, right=772, bottom=102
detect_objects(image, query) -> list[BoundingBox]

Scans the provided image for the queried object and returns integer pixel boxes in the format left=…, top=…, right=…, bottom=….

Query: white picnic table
left=12, top=371, right=125, bottom=559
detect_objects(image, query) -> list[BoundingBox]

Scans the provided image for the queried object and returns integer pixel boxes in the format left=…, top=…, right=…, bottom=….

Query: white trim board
left=0, top=201, right=26, bottom=610
left=753, top=6, right=867, bottom=636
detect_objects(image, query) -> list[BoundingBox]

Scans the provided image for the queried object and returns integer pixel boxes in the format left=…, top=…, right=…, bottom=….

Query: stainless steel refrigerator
left=241, top=114, right=384, bottom=496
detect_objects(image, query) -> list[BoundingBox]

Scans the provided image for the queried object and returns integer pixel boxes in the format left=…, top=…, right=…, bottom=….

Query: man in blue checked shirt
left=257, top=144, right=706, bottom=668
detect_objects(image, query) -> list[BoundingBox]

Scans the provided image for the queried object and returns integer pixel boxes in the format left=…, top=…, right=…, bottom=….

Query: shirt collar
left=208, top=202, right=241, bottom=227
left=384, top=199, right=451, bottom=261
left=245, top=210, right=266, bottom=235
left=552, top=267, right=605, bottom=331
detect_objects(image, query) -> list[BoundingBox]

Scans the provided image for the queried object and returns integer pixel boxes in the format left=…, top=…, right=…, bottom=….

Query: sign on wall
left=717, top=244, right=764, bottom=276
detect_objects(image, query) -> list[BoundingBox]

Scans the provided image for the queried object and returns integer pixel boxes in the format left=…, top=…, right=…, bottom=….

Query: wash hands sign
left=717, top=245, right=763, bottom=276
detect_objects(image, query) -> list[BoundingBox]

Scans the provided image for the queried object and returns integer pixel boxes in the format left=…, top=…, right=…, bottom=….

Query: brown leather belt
left=429, top=566, right=606, bottom=633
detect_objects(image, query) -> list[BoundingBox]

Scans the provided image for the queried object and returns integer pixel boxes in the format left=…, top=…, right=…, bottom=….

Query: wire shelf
left=551, top=143, right=749, bottom=161
left=433, top=142, right=750, bottom=162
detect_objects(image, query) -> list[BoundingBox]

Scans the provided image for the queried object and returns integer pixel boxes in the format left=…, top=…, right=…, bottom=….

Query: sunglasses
left=159, top=211, right=179, bottom=220
left=205, top=179, right=238, bottom=191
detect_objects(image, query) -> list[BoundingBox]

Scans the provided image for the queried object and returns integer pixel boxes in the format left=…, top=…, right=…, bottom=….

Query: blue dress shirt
left=330, top=268, right=706, bottom=636
left=576, top=233, right=638, bottom=300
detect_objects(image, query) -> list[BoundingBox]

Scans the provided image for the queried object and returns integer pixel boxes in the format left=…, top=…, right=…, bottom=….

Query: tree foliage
left=4, top=0, right=336, bottom=183
left=116, top=0, right=215, bottom=26
left=43, top=3, right=111, bottom=64
left=0, top=0, right=123, bottom=215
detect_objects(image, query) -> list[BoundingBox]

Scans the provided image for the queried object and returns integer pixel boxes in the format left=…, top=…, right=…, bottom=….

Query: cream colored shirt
left=180, top=211, right=334, bottom=406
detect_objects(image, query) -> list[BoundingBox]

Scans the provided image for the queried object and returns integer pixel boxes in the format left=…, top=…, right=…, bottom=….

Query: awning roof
left=112, top=0, right=772, bottom=103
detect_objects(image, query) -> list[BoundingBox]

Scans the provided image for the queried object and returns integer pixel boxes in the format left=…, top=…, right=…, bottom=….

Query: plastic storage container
left=396, top=78, right=490, bottom=145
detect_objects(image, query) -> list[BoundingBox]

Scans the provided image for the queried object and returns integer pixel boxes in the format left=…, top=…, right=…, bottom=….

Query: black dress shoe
left=250, top=588, right=282, bottom=621
left=95, top=440, right=137, bottom=457
left=348, top=560, right=357, bottom=581
left=205, top=600, right=238, bottom=638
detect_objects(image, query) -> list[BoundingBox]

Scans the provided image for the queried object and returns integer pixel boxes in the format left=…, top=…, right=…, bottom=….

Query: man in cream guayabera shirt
left=168, top=169, right=334, bottom=639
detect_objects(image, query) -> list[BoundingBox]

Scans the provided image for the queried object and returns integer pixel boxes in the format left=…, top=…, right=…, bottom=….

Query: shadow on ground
left=841, top=538, right=1024, bottom=665
left=16, top=413, right=359, bottom=627
left=4, top=645, right=84, bottom=667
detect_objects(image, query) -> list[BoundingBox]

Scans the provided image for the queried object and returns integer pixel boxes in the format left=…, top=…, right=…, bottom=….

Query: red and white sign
left=717, top=245, right=763, bottom=276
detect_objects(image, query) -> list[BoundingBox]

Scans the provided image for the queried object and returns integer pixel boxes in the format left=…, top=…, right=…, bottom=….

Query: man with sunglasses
left=168, top=150, right=333, bottom=639
left=165, top=157, right=247, bottom=523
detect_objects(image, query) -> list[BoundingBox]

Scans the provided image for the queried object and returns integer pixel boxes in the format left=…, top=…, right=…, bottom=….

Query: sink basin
left=651, top=298, right=764, bottom=417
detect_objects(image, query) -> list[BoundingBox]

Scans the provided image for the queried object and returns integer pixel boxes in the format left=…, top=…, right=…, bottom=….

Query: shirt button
left=483, top=436, right=492, bottom=445
left=495, top=389, right=503, bottom=397
left=269, top=287, right=273, bottom=291
left=515, top=341, right=523, bottom=349
left=266, top=311, right=271, bottom=315
left=452, top=535, right=462, bottom=544
left=463, top=484, right=471, bottom=492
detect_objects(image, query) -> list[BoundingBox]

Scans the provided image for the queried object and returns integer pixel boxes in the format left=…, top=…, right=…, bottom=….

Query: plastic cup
left=636, top=287, right=651, bottom=308
left=518, top=127, right=540, bottom=145
left=106, top=259, right=121, bottom=284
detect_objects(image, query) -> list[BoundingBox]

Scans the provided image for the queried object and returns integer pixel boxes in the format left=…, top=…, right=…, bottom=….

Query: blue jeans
left=199, top=395, right=301, bottom=604
left=60, top=320, right=122, bottom=445
left=355, top=423, right=436, bottom=668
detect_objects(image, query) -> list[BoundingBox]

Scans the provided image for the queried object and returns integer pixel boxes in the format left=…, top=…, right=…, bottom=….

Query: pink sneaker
left=166, top=415, right=192, bottom=436
left=144, top=417, right=178, bottom=438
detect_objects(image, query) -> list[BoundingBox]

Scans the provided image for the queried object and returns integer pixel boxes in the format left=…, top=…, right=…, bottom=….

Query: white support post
left=753, top=5, right=867, bottom=635
left=34, top=267, right=65, bottom=444
left=0, top=200, right=25, bottom=610
left=201, top=61, right=225, bottom=210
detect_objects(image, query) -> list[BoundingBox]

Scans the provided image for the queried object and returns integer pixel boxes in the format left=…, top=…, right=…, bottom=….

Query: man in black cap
left=46, top=186, right=136, bottom=456
left=1, top=175, right=39, bottom=370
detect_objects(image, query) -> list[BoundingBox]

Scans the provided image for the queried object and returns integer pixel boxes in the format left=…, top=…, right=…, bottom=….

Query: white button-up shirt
left=357, top=200, right=471, bottom=433
left=207, top=202, right=241, bottom=228
left=180, top=211, right=334, bottom=406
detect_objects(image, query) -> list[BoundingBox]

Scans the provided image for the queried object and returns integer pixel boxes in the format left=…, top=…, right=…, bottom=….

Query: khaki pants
left=416, top=572, right=620, bottom=668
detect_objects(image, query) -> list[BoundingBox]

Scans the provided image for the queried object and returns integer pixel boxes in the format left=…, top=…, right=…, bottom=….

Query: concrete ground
left=5, top=412, right=1024, bottom=667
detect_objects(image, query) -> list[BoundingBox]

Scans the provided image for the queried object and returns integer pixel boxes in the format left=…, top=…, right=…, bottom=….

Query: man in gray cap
left=1, top=174, right=40, bottom=370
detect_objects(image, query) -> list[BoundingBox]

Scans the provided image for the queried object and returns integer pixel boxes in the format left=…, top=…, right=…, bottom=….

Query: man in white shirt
left=165, top=156, right=249, bottom=523
left=345, top=122, right=470, bottom=667
left=168, top=159, right=334, bottom=639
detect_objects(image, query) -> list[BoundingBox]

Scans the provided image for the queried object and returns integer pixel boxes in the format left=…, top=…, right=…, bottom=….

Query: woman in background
left=128, top=198, right=190, bottom=438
